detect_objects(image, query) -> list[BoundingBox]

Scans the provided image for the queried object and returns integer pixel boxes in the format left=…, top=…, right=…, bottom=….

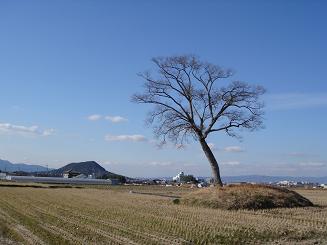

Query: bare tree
left=132, top=55, right=265, bottom=186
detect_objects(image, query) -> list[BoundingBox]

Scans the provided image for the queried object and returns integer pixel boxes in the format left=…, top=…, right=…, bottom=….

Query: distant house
left=110, top=179, right=121, bottom=185
left=152, top=179, right=167, bottom=185
left=74, top=174, right=88, bottom=179
left=276, top=180, right=297, bottom=187
left=197, top=182, right=208, bottom=188
left=0, top=172, right=6, bottom=180
left=172, top=171, right=197, bottom=184
left=88, top=174, right=96, bottom=179
left=173, top=172, right=184, bottom=182
left=63, top=170, right=81, bottom=178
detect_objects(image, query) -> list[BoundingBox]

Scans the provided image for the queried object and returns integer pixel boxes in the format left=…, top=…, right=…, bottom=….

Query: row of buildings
left=275, top=180, right=327, bottom=189
left=0, top=171, right=120, bottom=185
left=2, top=170, right=327, bottom=188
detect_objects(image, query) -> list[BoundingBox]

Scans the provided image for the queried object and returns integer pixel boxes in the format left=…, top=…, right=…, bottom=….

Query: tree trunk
left=199, top=137, right=223, bottom=186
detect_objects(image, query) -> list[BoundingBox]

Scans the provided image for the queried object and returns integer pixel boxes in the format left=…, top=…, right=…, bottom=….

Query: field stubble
left=0, top=183, right=327, bottom=244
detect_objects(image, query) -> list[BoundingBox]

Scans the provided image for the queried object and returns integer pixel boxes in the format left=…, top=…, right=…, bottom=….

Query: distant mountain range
left=0, top=159, right=126, bottom=181
left=155, top=175, right=327, bottom=184
left=1, top=159, right=326, bottom=184
left=221, top=175, right=327, bottom=184
left=0, top=159, right=49, bottom=172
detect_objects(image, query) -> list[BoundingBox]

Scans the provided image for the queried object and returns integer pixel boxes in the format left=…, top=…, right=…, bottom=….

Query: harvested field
left=0, top=182, right=327, bottom=244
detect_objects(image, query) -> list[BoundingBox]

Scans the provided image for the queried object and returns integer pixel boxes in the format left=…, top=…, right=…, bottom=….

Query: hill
left=0, top=159, right=49, bottom=172
left=180, top=184, right=313, bottom=210
left=49, top=161, right=125, bottom=181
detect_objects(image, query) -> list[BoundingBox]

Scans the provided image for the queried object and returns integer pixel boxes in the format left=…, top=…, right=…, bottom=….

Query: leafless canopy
left=132, top=55, right=265, bottom=145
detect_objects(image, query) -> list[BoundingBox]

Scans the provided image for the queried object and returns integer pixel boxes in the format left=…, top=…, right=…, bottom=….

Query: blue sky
left=0, top=0, right=326, bottom=177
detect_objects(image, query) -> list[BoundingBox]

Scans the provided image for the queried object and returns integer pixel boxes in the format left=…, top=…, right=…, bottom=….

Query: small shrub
left=172, top=198, right=180, bottom=205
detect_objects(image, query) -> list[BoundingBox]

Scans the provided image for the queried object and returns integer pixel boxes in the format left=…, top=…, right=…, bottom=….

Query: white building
left=0, top=172, right=6, bottom=180
left=173, top=171, right=184, bottom=182
left=276, top=180, right=297, bottom=186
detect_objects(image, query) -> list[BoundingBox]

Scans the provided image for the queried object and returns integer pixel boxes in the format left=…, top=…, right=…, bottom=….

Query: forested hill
left=48, top=161, right=126, bottom=180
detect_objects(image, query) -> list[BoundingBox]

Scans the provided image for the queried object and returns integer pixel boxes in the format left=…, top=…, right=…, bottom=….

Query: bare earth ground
left=0, top=182, right=327, bottom=244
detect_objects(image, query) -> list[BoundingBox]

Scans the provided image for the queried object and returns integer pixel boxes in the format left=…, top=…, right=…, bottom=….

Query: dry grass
left=180, top=184, right=313, bottom=210
left=0, top=182, right=327, bottom=244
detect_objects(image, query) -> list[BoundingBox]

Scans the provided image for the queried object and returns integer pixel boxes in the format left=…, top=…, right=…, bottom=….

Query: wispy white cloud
left=148, top=161, right=197, bottom=169
left=88, top=114, right=128, bottom=123
left=206, top=144, right=244, bottom=153
left=87, top=114, right=102, bottom=121
left=148, top=161, right=173, bottom=166
left=299, top=162, right=327, bottom=167
left=42, top=128, right=55, bottom=136
left=221, top=161, right=240, bottom=166
left=0, top=123, right=54, bottom=137
left=223, top=146, right=244, bottom=153
left=288, top=152, right=317, bottom=158
left=105, top=116, right=127, bottom=123
left=223, top=161, right=327, bottom=177
left=289, top=152, right=308, bottom=157
left=105, top=134, right=147, bottom=142
left=103, top=160, right=119, bottom=165
left=266, top=92, right=327, bottom=110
